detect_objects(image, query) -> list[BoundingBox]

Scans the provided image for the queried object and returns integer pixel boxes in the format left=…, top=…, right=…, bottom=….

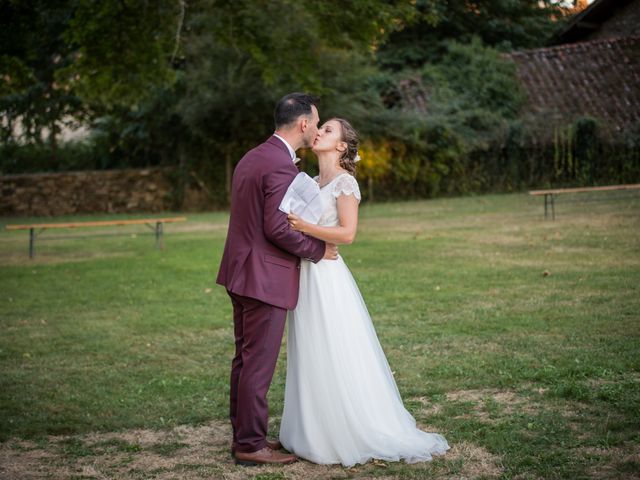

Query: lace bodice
left=315, top=173, right=361, bottom=227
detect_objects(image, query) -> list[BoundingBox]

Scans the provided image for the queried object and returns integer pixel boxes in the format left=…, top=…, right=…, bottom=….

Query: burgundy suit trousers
left=227, top=290, right=287, bottom=453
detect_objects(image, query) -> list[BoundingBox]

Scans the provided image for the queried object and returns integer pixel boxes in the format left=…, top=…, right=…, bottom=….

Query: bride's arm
left=288, top=195, right=359, bottom=245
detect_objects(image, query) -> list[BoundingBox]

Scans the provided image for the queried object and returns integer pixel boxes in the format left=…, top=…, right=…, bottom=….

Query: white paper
left=279, top=172, right=324, bottom=225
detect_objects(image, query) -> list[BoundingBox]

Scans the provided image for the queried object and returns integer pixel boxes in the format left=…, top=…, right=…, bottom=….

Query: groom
left=216, top=93, right=338, bottom=466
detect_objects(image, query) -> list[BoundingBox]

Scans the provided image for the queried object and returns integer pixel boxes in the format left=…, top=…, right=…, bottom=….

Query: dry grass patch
left=410, top=397, right=442, bottom=417
left=0, top=421, right=505, bottom=480
left=446, top=388, right=540, bottom=421
left=581, top=443, right=640, bottom=480
left=445, top=441, right=503, bottom=479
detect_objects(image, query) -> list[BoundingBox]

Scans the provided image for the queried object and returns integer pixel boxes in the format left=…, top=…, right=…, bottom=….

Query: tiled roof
left=507, top=35, right=640, bottom=133
left=550, top=0, right=636, bottom=45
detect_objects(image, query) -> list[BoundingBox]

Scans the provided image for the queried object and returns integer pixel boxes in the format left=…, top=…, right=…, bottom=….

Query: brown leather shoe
left=234, top=447, right=297, bottom=466
left=230, top=439, right=283, bottom=456
left=266, top=439, right=283, bottom=451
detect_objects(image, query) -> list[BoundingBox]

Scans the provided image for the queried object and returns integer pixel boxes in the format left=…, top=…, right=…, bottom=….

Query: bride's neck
left=316, top=152, right=342, bottom=182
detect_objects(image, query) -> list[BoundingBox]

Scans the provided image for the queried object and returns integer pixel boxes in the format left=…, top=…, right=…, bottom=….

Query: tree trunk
left=49, top=120, right=58, bottom=164
left=176, top=142, right=188, bottom=210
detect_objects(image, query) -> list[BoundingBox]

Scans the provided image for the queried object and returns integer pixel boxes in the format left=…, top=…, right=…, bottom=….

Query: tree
left=57, top=0, right=182, bottom=110
left=377, top=0, right=568, bottom=69
left=0, top=0, right=85, bottom=155
left=0, top=0, right=182, bottom=165
left=175, top=0, right=420, bottom=201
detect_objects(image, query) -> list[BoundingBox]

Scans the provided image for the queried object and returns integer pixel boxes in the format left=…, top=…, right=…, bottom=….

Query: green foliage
left=366, top=39, right=528, bottom=198
left=0, top=55, right=34, bottom=97
left=172, top=0, right=414, bottom=201
left=87, top=83, right=186, bottom=170
left=57, top=0, right=180, bottom=109
left=0, top=0, right=86, bottom=147
left=520, top=116, right=640, bottom=189
left=573, top=117, right=599, bottom=182
left=0, top=140, right=101, bottom=174
left=377, top=0, right=566, bottom=69
left=366, top=38, right=640, bottom=200
left=3, top=1, right=637, bottom=204
left=432, top=38, right=526, bottom=119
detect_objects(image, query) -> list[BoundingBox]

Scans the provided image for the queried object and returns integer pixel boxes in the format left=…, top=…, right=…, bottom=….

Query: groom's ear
left=300, top=116, right=308, bottom=132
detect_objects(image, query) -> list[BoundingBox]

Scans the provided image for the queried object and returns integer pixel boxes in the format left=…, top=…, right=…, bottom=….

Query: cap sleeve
left=332, top=174, right=361, bottom=202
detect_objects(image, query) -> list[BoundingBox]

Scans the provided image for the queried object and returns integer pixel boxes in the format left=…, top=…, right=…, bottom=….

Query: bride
left=280, top=118, right=450, bottom=467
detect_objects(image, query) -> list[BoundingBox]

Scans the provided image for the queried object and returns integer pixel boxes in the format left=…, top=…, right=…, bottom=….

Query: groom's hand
left=323, top=243, right=338, bottom=260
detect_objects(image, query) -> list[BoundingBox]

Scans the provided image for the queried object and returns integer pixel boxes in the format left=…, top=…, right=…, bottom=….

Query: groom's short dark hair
left=274, top=92, right=319, bottom=129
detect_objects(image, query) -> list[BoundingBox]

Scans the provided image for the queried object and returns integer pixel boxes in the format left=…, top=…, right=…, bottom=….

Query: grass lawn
left=1, top=191, right=639, bottom=479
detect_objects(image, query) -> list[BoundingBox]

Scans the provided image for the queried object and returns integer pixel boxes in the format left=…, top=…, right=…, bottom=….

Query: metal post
left=544, top=194, right=548, bottom=219
left=29, top=228, right=35, bottom=259
left=155, top=221, right=164, bottom=250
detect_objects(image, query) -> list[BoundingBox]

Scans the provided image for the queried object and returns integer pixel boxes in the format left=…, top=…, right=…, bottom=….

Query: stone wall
left=0, top=168, right=177, bottom=216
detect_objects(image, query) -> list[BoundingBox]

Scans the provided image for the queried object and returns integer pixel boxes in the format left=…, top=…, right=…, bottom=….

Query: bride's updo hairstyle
left=332, top=118, right=359, bottom=176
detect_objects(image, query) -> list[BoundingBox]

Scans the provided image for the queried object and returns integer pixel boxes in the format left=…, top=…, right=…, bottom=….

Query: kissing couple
left=216, top=92, right=450, bottom=467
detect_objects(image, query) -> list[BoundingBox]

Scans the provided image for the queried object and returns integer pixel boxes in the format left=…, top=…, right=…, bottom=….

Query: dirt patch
left=0, top=421, right=503, bottom=480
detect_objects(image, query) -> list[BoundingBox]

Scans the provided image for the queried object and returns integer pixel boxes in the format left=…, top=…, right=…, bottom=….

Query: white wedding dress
left=279, top=173, right=450, bottom=467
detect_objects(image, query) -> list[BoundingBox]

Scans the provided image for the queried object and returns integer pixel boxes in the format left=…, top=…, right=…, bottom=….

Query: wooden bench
left=5, top=217, right=187, bottom=258
left=529, top=184, right=640, bottom=220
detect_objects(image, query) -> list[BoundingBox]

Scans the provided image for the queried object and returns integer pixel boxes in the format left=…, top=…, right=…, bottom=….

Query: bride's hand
left=288, top=213, right=306, bottom=232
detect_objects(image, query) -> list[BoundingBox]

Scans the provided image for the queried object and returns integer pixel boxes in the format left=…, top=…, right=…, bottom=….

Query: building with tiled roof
left=508, top=0, right=640, bottom=136
left=551, top=0, right=639, bottom=45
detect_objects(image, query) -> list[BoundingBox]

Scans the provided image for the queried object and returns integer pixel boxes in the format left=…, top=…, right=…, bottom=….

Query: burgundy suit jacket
left=216, top=136, right=326, bottom=310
